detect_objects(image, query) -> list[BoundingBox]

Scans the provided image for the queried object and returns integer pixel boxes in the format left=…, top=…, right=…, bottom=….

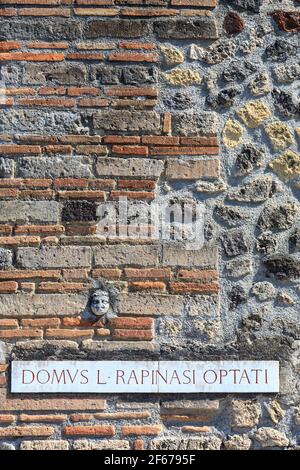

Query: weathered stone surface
left=264, top=255, right=300, bottom=280
left=271, top=11, right=300, bottom=33
left=150, top=436, right=222, bottom=450
left=164, top=69, right=201, bottom=86
left=96, top=157, right=164, bottom=178
left=160, top=46, right=184, bottom=66
left=0, top=201, right=59, bottom=224
left=0, top=19, right=81, bottom=40
left=162, top=245, right=218, bottom=267
left=227, top=176, right=278, bottom=203
left=203, top=40, right=236, bottom=64
left=237, top=101, right=271, bottom=128
left=85, top=20, right=150, bottom=39
left=73, top=440, right=130, bottom=450
left=223, top=12, right=245, bottom=35
left=228, top=285, right=247, bottom=309
left=207, top=87, right=241, bottom=109
left=256, top=232, right=278, bottom=255
left=269, top=150, right=300, bottom=182
left=117, top=293, right=184, bottom=316
left=258, top=201, right=299, bottom=231
left=229, top=0, right=262, bottom=12
left=254, top=428, right=289, bottom=448
left=196, top=180, right=227, bottom=193
left=161, top=399, right=219, bottom=416
left=225, top=258, right=253, bottom=278
left=62, top=201, right=97, bottom=222
left=0, top=248, right=12, bottom=270
left=92, top=65, right=157, bottom=85
left=235, top=144, right=264, bottom=176
left=93, top=110, right=161, bottom=134
left=82, top=340, right=158, bottom=354
left=0, top=110, right=81, bottom=134
left=162, top=91, right=193, bottom=110
left=223, top=119, right=243, bottom=148
left=153, top=18, right=219, bottom=40
left=187, top=295, right=220, bottom=317
left=231, top=400, right=261, bottom=428
left=223, top=435, right=252, bottom=450
left=273, top=63, right=300, bottom=83
left=23, top=64, right=87, bottom=85
left=0, top=294, right=86, bottom=318
left=265, top=39, right=298, bottom=62
left=248, top=72, right=272, bottom=96
left=0, top=158, right=14, bottom=178
left=272, top=89, right=299, bottom=118
left=223, top=60, right=256, bottom=82
left=0, top=442, right=15, bottom=450
left=18, top=157, right=92, bottom=179
left=214, top=204, right=248, bottom=227
left=266, top=400, right=285, bottom=424
left=16, top=247, right=92, bottom=269
left=21, top=441, right=69, bottom=451
left=221, top=230, right=249, bottom=257
left=0, top=391, right=105, bottom=410
left=252, top=282, right=276, bottom=301
left=94, top=245, right=159, bottom=267
left=172, top=112, right=218, bottom=136
left=166, top=159, right=219, bottom=180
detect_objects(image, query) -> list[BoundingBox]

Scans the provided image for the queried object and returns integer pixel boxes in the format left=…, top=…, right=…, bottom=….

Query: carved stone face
left=90, top=290, right=110, bottom=317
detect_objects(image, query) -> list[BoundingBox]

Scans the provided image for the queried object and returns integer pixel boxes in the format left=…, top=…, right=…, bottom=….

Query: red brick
left=67, top=87, right=99, bottom=96
left=63, top=268, right=89, bottom=281
left=61, top=317, right=104, bottom=328
left=141, top=136, right=179, bottom=145
left=110, top=317, right=153, bottom=330
left=92, top=268, right=121, bottom=280
left=58, top=135, right=101, bottom=144
left=15, top=225, right=64, bottom=235
left=0, top=41, right=21, bottom=51
left=112, top=145, right=148, bottom=156
left=64, top=425, right=115, bottom=437
left=0, top=8, right=16, bottom=16
left=65, top=225, right=97, bottom=236
left=108, top=52, right=158, bottom=62
left=0, top=188, right=18, bottom=198
left=5, top=87, right=37, bottom=96
left=177, top=269, right=219, bottom=281
left=43, top=145, right=72, bottom=154
left=117, top=179, right=156, bottom=190
left=0, top=329, right=42, bottom=339
left=0, top=281, right=18, bottom=293
left=70, top=413, right=93, bottom=422
left=0, top=397, right=106, bottom=412
left=110, top=191, right=154, bottom=200
left=53, top=178, right=89, bottom=188
left=0, top=319, right=18, bottom=328
left=163, top=112, right=172, bottom=135
left=105, top=87, right=157, bottom=97
left=0, top=414, right=15, bottom=424
left=0, top=376, right=6, bottom=387
left=103, top=135, right=140, bottom=144
left=0, top=225, right=12, bottom=235
left=124, top=268, right=171, bottom=280
left=0, top=53, right=64, bottom=61
left=180, top=136, right=218, bottom=146
left=21, top=318, right=60, bottom=328
left=0, top=145, right=41, bottom=154
left=171, top=0, right=216, bottom=5
left=58, top=190, right=105, bottom=200
left=45, top=329, right=93, bottom=339
left=113, top=329, right=153, bottom=341
left=129, top=281, right=166, bottom=292
left=20, top=189, right=54, bottom=199
left=0, top=270, right=60, bottom=280
left=28, top=41, right=69, bottom=49
left=19, top=8, right=71, bottom=16
left=18, top=98, right=75, bottom=107
left=0, top=426, right=54, bottom=438
left=169, top=282, right=220, bottom=294
left=150, top=146, right=219, bottom=156
left=119, top=42, right=156, bottom=50
left=19, top=414, right=67, bottom=423
left=133, top=439, right=145, bottom=450
left=94, top=411, right=150, bottom=420
left=67, top=53, right=104, bottom=60
left=0, top=236, right=40, bottom=246
left=121, top=425, right=162, bottom=437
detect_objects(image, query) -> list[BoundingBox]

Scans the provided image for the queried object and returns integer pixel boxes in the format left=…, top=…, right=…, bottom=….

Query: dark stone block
left=62, top=201, right=97, bottom=222
left=153, top=18, right=218, bottom=40
left=85, top=20, right=151, bottom=39
left=0, top=19, right=81, bottom=41
left=264, top=256, right=300, bottom=280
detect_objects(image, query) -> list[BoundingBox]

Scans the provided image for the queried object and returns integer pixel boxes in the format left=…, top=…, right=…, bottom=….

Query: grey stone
left=163, top=91, right=193, bottom=110
left=187, top=295, right=220, bottom=317
left=228, top=285, right=247, bottom=309
left=82, top=340, right=159, bottom=354
left=96, top=157, right=163, bottom=178
left=153, top=18, right=219, bottom=40
left=0, top=157, right=14, bottom=178
left=248, top=71, right=271, bottom=96
left=265, top=40, right=298, bottom=62
left=162, top=245, right=218, bottom=267
left=172, top=111, right=218, bottom=136
left=21, top=441, right=69, bottom=451
left=203, top=40, right=236, bottom=64
left=0, top=248, right=12, bottom=270
left=214, top=204, right=248, bottom=227
left=85, top=20, right=151, bottom=38
left=92, top=65, right=157, bottom=85
left=228, top=0, right=262, bottom=12
left=221, top=230, right=249, bottom=257
left=258, top=201, right=299, bottom=231
left=0, top=201, right=59, bottom=224
left=235, top=144, right=265, bottom=176
left=94, top=245, right=159, bottom=267
left=0, top=19, right=81, bottom=40
left=290, top=228, right=300, bottom=253
left=272, top=63, right=300, bottom=84
left=73, top=440, right=130, bottom=451
left=161, top=399, right=219, bottom=416
left=150, top=436, right=222, bottom=450
left=227, top=176, right=279, bottom=203
left=223, top=60, right=257, bottom=82
left=272, top=88, right=299, bottom=118
left=264, top=256, right=300, bottom=280
left=196, top=180, right=227, bottom=193
left=23, top=64, right=88, bottom=85
left=252, top=282, right=276, bottom=301
left=18, top=156, right=92, bottom=179
left=225, top=257, right=253, bottom=278
left=254, top=428, right=289, bottom=448
left=16, top=246, right=92, bottom=268
left=206, top=87, right=241, bottom=109
left=117, top=293, right=184, bottom=316
left=0, top=442, right=15, bottom=450
left=0, top=294, right=86, bottom=318
left=256, top=232, right=278, bottom=254
left=93, top=110, right=161, bottom=134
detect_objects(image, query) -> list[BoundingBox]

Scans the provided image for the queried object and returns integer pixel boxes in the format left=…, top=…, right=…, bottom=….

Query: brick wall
left=0, top=0, right=299, bottom=451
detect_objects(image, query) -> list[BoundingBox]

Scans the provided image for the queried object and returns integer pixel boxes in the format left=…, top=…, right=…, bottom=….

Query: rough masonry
left=0, top=0, right=299, bottom=451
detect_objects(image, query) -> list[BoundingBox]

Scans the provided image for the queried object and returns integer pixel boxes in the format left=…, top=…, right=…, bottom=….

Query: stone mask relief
left=89, top=284, right=116, bottom=324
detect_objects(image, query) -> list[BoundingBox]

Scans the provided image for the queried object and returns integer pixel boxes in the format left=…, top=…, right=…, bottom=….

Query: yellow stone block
left=237, top=101, right=272, bottom=128
left=223, top=119, right=244, bottom=148
left=74, top=8, right=120, bottom=16
left=160, top=46, right=184, bottom=65
left=164, top=69, right=202, bottom=86
left=265, top=122, right=294, bottom=150
left=269, top=149, right=300, bottom=181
